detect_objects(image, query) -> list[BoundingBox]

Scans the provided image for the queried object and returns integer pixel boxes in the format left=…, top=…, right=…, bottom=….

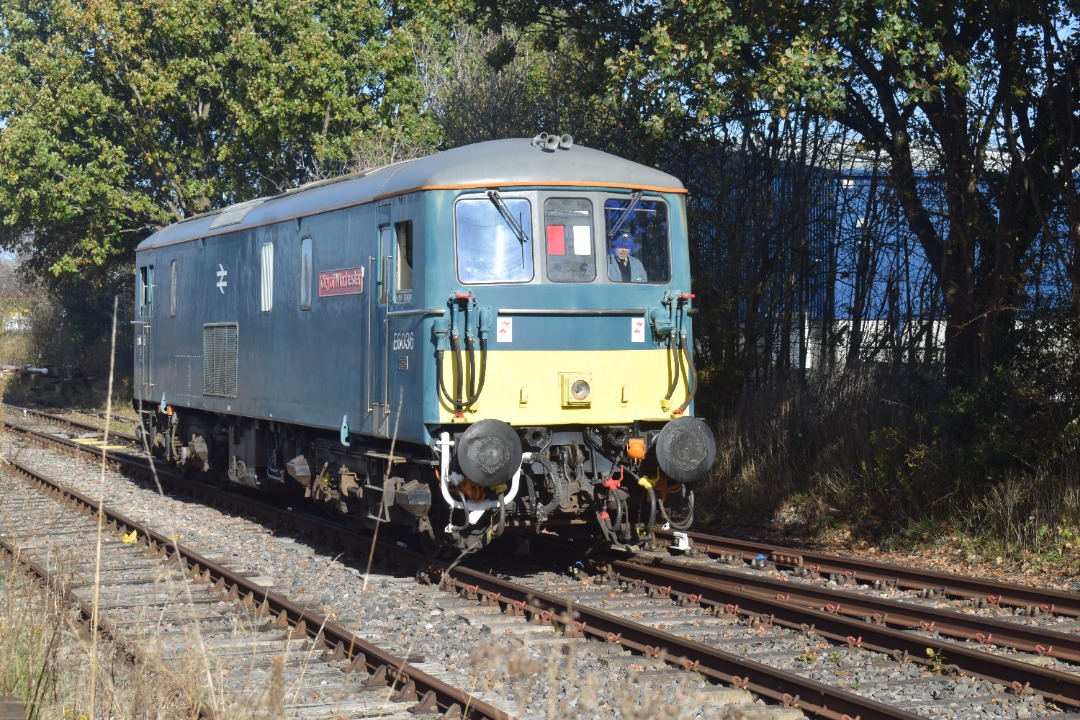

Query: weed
left=926, top=647, right=946, bottom=673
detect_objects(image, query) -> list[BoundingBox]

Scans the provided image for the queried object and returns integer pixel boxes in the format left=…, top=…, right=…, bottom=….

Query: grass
left=0, top=330, right=31, bottom=369
left=0, top=465, right=363, bottom=719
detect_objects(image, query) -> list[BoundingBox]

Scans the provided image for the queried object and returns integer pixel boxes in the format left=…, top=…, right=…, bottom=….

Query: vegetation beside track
left=0, top=553, right=195, bottom=720
left=696, top=365, right=1080, bottom=578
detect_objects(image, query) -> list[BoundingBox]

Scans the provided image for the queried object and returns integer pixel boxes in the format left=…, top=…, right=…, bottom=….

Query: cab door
left=367, top=205, right=392, bottom=436
left=134, top=263, right=155, bottom=399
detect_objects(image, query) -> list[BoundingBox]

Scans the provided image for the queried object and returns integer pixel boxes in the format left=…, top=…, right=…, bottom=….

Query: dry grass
left=0, top=484, right=353, bottom=719
left=695, top=366, right=1080, bottom=571
left=0, top=547, right=196, bottom=719
left=0, top=330, right=31, bottom=368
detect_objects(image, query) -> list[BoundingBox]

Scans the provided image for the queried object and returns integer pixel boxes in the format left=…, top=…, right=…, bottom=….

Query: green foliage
left=925, top=647, right=946, bottom=673
left=0, top=0, right=445, bottom=278
left=471, top=0, right=1080, bottom=389
left=424, top=23, right=620, bottom=150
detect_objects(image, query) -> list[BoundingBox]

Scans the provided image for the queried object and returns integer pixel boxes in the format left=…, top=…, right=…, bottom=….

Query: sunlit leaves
left=0, top=0, right=444, bottom=277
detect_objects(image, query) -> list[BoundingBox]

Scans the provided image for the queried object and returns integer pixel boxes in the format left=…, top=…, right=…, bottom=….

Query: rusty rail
left=5, top=458, right=510, bottom=720
left=436, top=565, right=925, bottom=720
left=660, top=529, right=1080, bottom=618
left=635, top=553, right=1080, bottom=664
left=609, top=556, right=1080, bottom=708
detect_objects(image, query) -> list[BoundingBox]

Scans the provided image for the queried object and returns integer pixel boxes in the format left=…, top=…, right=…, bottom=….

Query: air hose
left=676, top=330, right=698, bottom=414
left=436, top=335, right=487, bottom=411
left=658, top=486, right=695, bottom=531
left=635, top=471, right=658, bottom=536
left=664, top=328, right=681, bottom=402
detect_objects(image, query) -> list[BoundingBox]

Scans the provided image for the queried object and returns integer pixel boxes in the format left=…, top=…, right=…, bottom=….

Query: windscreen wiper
left=606, top=190, right=643, bottom=240
left=486, top=190, right=529, bottom=246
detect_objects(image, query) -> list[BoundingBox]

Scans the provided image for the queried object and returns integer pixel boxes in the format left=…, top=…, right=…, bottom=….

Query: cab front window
left=544, top=198, right=595, bottom=282
left=604, top=197, right=671, bottom=284
left=455, top=195, right=533, bottom=284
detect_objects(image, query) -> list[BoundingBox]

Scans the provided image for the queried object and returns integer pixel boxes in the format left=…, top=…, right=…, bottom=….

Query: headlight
left=570, top=379, right=591, bottom=401
left=561, top=373, right=593, bottom=407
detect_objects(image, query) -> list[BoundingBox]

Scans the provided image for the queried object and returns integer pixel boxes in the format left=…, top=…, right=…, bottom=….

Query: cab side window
left=169, top=260, right=178, bottom=317
left=138, top=265, right=154, bottom=319
left=299, top=236, right=312, bottom=311
left=395, top=221, right=413, bottom=303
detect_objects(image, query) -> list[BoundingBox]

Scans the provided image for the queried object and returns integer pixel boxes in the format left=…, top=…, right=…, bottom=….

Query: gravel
left=1, top=432, right=775, bottom=719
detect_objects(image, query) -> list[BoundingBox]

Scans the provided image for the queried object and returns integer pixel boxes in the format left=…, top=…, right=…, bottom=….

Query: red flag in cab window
left=547, top=225, right=565, bottom=255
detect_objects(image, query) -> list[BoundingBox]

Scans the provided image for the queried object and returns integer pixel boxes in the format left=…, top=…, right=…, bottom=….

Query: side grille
left=203, top=323, right=238, bottom=397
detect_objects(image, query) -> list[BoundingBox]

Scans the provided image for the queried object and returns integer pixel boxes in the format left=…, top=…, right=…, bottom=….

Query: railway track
left=4, top=404, right=1077, bottom=719
left=0, top=452, right=509, bottom=719
left=652, top=528, right=1080, bottom=619
left=1, top=407, right=781, bottom=718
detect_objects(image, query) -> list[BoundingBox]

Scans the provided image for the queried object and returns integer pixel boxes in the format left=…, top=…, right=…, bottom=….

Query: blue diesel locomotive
left=133, top=136, right=716, bottom=553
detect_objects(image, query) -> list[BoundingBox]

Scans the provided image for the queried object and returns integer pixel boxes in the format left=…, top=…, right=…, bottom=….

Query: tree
left=0, top=0, right=443, bottom=279
left=473, top=0, right=1080, bottom=388
left=414, top=20, right=650, bottom=157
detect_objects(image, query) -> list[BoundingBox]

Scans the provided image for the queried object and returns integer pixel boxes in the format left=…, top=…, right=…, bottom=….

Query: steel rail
left=4, top=403, right=141, bottom=445
left=5, top=459, right=511, bottom=720
left=437, top=565, right=926, bottom=720
left=606, top=556, right=1080, bottom=708
left=658, top=529, right=1080, bottom=618
left=634, top=554, right=1080, bottom=664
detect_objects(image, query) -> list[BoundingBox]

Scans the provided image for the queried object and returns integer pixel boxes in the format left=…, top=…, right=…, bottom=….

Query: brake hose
left=534, top=453, right=565, bottom=523
left=676, top=330, right=698, bottom=414
left=658, top=487, right=695, bottom=530
left=664, top=328, right=681, bottom=402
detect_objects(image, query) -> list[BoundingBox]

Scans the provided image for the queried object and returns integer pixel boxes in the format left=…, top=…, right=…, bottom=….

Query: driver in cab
left=607, top=232, right=647, bottom=282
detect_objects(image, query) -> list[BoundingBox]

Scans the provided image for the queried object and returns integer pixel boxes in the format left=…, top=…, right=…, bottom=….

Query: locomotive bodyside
left=134, top=138, right=715, bottom=552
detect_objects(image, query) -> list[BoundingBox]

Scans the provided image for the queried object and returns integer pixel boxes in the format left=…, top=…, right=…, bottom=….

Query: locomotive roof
left=137, top=138, right=686, bottom=250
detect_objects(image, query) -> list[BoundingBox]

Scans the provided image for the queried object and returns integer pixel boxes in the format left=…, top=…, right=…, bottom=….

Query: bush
left=697, top=362, right=1080, bottom=560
